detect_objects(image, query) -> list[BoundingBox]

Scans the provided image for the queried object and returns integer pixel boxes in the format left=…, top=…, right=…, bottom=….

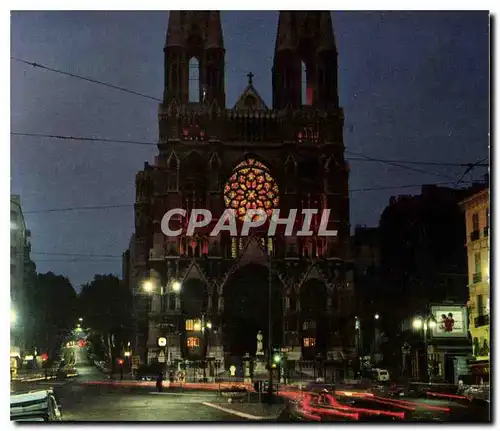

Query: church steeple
left=163, top=11, right=225, bottom=108
left=272, top=11, right=338, bottom=110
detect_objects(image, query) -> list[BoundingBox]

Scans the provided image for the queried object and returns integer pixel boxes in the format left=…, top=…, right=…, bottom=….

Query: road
left=11, top=346, right=489, bottom=422
left=11, top=346, right=251, bottom=421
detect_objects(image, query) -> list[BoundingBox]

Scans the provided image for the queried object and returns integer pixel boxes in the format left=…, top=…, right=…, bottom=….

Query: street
left=10, top=346, right=489, bottom=422
left=11, top=346, right=258, bottom=421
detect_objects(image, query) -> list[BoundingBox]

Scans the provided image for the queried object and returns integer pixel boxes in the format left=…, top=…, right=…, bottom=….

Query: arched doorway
left=181, top=278, right=208, bottom=360
left=221, top=263, right=283, bottom=361
left=300, top=279, right=328, bottom=360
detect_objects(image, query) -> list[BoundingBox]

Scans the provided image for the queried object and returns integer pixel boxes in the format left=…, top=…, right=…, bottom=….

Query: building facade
left=351, top=226, right=383, bottom=367
left=128, top=11, right=355, bottom=374
left=10, top=195, right=35, bottom=365
left=460, top=187, right=490, bottom=379
left=376, top=184, right=486, bottom=379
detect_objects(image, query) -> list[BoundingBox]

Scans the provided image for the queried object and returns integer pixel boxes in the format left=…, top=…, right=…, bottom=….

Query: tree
left=31, top=272, right=78, bottom=358
left=79, top=275, right=132, bottom=368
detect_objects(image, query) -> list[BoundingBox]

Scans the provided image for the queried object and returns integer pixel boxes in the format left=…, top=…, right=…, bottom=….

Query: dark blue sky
left=11, top=11, right=489, bottom=289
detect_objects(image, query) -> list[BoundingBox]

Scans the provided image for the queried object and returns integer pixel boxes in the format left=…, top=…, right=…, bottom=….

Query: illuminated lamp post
left=412, top=316, right=437, bottom=382
left=143, top=279, right=182, bottom=370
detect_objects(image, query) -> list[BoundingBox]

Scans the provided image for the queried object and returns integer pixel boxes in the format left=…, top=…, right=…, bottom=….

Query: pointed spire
left=206, top=11, right=224, bottom=49
left=317, top=12, right=336, bottom=52
left=166, top=11, right=185, bottom=48
left=275, top=11, right=296, bottom=52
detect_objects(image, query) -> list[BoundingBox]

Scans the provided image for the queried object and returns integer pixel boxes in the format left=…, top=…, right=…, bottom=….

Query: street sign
left=158, top=337, right=167, bottom=347
left=158, top=350, right=166, bottom=363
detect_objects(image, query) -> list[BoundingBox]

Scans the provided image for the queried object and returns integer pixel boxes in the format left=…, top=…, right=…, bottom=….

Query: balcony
left=474, top=314, right=489, bottom=328
left=472, top=272, right=482, bottom=284
left=470, top=230, right=480, bottom=242
left=484, top=226, right=489, bottom=238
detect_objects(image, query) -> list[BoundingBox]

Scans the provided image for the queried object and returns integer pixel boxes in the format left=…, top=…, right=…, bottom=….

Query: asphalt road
left=11, top=347, right=250, bottom=422
left=11, top=346, right=489, bottom=422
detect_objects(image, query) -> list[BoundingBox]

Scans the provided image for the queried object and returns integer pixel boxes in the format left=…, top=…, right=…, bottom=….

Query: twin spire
left=165, top=11, right=224, bottom=49
left=164, top=11, right=338, bottom=110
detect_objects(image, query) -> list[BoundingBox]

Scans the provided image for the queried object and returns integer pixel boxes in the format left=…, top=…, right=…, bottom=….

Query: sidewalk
left=11, top=369, right=48, bottom=382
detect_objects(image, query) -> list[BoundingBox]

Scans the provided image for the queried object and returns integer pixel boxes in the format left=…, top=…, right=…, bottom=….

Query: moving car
left=10, top=389, right=63, bottom=422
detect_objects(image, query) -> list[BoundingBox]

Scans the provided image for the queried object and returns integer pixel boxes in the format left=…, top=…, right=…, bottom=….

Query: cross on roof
left=247, top=72, right=254, bottom=85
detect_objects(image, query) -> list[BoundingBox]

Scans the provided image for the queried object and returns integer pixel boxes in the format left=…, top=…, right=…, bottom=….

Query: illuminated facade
left=10, top=195, right=36, bottom=367
left=128, top=11, right=354, bottom=374
left=460, top=187, right=490, bottom=365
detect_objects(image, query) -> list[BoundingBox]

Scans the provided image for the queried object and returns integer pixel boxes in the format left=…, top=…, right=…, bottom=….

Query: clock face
left=223, top=158, right=280, bottom=221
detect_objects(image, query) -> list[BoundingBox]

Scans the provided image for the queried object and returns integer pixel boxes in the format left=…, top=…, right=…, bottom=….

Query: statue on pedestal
left=256, top=330, right=264, bottom=356
left=243, top=353, right=251, bottom=383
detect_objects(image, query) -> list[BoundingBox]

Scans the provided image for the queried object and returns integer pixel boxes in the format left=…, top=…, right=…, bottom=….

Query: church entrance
left=221, top=263, right=283, bottom=360
left=300, top=279, right=328, bottom=360
left=180, top=278, right=208, bottom=360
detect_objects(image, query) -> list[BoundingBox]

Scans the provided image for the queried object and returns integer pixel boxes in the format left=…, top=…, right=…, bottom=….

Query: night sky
left=11, top=11, right=489, bottom=290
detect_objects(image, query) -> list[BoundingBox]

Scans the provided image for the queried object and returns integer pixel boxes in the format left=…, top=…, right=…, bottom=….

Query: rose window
left=224, top=158, right=280, bottom=221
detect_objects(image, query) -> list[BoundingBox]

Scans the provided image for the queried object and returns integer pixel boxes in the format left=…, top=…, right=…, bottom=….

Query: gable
left=233, top=85, right=269, bottom=111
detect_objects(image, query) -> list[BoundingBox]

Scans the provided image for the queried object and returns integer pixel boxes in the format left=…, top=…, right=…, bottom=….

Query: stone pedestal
left=243, top=353, right=252, bottom=383
left=253, top=354, right=267, bottom=377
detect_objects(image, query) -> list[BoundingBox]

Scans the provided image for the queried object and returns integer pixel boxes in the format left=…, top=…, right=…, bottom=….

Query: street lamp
left=10, top=308, right=17, bottom=325
left=374, top=313, right=380, bottom=320
left=412, top=315, right=436, bottom=382
left=172, top=281, right=181, bottom=292
left=79, top=317, right=83, bottom=322
left=412, top=318, right=423, bottom=330
left=143, top=280, right=154, bottom=292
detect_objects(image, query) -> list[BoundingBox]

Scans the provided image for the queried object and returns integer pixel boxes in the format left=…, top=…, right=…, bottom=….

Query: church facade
left=127, top=11, right=356, bottom=373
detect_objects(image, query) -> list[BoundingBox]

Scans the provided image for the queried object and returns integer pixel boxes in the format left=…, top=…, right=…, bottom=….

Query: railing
left=472, top=272, right=482, bottom=283
left=470, top=230, right=480, bottom=241
left=474, top=314, right=489, bottom=327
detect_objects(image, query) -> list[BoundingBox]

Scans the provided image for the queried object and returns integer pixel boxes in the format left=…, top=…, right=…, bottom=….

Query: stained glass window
left=224, top=158, right=280, bottom=221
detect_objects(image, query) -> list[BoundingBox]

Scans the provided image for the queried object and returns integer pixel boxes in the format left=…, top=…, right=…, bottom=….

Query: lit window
left=187, top=337, right=200, bottom=348
left=186, top=319, right=202, bottom=331
left=193, top=320, right=202, bottom=331
left=303, top=337, right=316, bottom=347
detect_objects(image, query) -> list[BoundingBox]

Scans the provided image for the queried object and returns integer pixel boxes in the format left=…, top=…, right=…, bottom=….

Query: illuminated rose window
left=224, top=158, right=280, bottom=221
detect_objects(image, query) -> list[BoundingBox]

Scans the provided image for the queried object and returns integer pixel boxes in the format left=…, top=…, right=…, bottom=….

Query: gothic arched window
left=189, top=57, right=200, bottom=103
left=301, top=61, right=312, bottom=106
left=167, top=154, right=179, bottom=191
left=224, top=158, right=280, bottom=221
left=209, top=154, right=220, bottom=191
left=285, top=156, right=296, bottom=193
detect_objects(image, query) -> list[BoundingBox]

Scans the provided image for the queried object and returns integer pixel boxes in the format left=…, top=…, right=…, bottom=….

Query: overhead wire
left=12, top=131, right=488, bottom=169
left=19, top=180, right=479, bottom=215
left=11, top=57, right=163, bottom=102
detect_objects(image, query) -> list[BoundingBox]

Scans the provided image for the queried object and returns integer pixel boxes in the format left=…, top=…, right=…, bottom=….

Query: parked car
left=11, top=389, right=63, bottom=422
